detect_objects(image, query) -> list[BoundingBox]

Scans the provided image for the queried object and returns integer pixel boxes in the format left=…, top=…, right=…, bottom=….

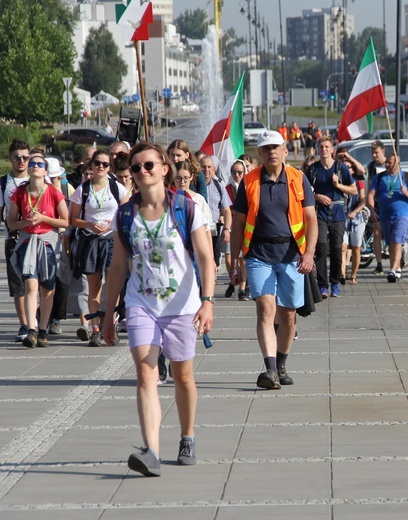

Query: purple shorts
left=126, top=306, right=198, bottom=362
left=381, top=216, right=408, bottom=245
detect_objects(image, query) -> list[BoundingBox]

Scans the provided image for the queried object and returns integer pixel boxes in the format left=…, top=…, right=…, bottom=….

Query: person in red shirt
left=7, top=151, right=69, bottom=348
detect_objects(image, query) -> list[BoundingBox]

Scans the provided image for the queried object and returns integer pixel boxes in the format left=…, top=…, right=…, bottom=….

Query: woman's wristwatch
left=201, top=296, right=215, bottom=304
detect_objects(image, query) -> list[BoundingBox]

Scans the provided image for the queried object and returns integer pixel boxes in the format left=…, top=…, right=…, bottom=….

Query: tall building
left=63, top=0, right=192, bottom=99
left=286, top=7, right=354, bottom=62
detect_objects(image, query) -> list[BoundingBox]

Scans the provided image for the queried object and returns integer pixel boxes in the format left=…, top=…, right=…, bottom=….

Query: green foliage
left=175, top=9, right=208, bottom=39
left=221, top=28, right=246, bottom=91
left=0, top=0, right=77, bottom=126
left=78, top=23, right=128, bottom=98
left=0, top=125, right=33, bottom=149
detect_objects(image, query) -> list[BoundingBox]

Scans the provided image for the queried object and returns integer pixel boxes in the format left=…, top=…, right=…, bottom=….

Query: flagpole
left=134, top=41, right=150, bottom=143
left=384, top=106, right=403, bottom=184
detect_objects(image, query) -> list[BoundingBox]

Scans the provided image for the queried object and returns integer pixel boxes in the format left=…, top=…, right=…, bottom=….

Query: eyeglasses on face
left=175, top=176, right=191, bottom=182
left=231, top=170, right=244, bottom=175
left=93, top=160, right=110, bottom=168
left=130, top=161, right=163, bottom=174
left=28, top=161, right=46, bottom=169
left=13, top=154, right=30, bottom=162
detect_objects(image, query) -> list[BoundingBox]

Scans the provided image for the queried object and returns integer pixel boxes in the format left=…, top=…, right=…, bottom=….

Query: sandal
left=349, top=278, right=358, bottom=285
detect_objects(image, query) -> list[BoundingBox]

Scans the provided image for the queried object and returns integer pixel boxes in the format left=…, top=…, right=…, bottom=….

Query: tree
left=0, top=0, right=77, bottom=126
left=78, top=23, right=128, bottom=98
left=221, top=28, right=246, bottom=91
left=175, top=8, right=208, bottom=40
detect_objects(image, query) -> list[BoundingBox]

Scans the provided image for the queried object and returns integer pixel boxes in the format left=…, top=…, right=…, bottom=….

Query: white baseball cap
left=257, top=130, right=284, bottom=148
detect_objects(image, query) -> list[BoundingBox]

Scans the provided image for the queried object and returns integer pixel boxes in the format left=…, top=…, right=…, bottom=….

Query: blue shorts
left=126, top=306, right=197, bottom=362
left=381, top=216, right=408, bottom=245
left=245, top=257, right=304, bottom=309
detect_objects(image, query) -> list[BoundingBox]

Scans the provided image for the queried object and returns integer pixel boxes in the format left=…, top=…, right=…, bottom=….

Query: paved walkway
left=1, top=235, right=408, bottom=518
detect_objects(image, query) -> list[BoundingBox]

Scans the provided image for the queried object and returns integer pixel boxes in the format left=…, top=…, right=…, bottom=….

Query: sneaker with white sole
left=49, top=321, right=62, bottom=334
left=15, top=325, right=28, bottom=342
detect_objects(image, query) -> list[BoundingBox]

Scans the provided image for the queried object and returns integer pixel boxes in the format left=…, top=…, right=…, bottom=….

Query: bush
left=0, top=125, right=33, bottom=150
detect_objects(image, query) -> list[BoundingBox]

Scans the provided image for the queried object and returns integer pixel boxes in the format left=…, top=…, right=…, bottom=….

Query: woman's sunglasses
left=93, top=160, right=110, bottom=168
left=130, top=161, right=163, bottom=174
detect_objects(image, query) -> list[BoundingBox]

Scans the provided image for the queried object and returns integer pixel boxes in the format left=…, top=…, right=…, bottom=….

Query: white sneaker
left=118, top=319, right=127, bottom=332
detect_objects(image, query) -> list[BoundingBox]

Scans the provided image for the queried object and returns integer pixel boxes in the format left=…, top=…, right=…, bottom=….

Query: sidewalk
left=1, top=244, right=408, bottom=518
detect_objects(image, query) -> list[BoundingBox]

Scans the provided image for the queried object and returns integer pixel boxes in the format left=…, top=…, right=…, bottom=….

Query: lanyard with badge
left=27, top=185, right=46, bottom=216
left=386, top=174, right=399, bottom=198
left=91, top=181, right=108, bottom=224
left=139, top=209, right=167, bottom=265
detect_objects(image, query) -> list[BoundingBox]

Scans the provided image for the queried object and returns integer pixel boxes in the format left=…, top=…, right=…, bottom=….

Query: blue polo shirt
left=233, top=166, right=314, bottom=264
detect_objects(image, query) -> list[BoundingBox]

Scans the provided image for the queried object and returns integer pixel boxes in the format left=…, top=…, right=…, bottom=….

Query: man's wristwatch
left=224, top=228, right=232, bottom=232
left=202, top=296, right=215, bottom=303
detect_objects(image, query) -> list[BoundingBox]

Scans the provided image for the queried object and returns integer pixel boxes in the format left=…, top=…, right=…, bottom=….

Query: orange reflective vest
left=242, top=165, right=306, bottom=256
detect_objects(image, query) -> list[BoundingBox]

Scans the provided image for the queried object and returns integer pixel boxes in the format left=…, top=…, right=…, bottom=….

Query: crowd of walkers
left=1, top=130, right=407, bottom=477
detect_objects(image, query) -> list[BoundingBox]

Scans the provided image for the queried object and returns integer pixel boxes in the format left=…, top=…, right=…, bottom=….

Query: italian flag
left=338, top=38, right=386, bottom=142
left=200, top=73, right=245, bottom=181
left=116, top=0, right=153, bottom=41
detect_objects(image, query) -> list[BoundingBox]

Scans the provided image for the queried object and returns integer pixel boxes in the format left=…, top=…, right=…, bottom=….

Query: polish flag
left=338, top=38, right=386, bottom=142
left=200, top=73, right=245, bottom=181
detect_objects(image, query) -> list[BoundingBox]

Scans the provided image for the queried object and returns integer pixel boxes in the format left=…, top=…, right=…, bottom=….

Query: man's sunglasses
left=130, top=161, right=163, bottom=174
left=28, top=161, right=46, bottom=168
left=13, top=155, right=30, bottom=162
left=93, top=160, right=110, bottom=168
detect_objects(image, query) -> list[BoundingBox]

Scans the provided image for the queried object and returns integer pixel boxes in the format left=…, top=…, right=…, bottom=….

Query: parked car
left=335, top=138, right=408, bottom=171
left=160, top=117, right=177, bottom=127
left=373, top=129, right=404, bottom=140
left=244, top=121, right=266, bottom=145
left=61, top=128, right=116, bottom=145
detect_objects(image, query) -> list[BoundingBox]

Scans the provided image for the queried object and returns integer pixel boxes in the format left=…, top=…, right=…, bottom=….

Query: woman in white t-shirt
left=104, top=142, right=214, bottom=477
left=70, top=150, right=129, bottom=347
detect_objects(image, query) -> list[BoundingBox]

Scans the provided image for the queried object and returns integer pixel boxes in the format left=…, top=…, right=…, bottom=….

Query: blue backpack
left=116, top=188, right=195, bottom=259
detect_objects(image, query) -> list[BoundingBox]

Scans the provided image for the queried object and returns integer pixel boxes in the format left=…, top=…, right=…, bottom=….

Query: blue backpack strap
left=116, top=192, right=141, bottom=258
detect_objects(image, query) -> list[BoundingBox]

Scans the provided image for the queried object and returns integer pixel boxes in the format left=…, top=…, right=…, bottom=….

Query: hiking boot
left=49, top=321, right=62, bottom=334
left=372, top=265, right=383, bottom=275
left=76, top=326, right=89, bottom=342
left=331, top=284, right=340, bottom=297
left=128, top=447, right=161, bottom=477
left=15, top=324, right=28, bottom=342
left=88, top=330, right=101, bottom=347
left=224, top=284, right=235, bottom=298
left=238, top=290, right=249, bottom=301
left=387, top=270, right=397, bottom=283
left=22, top=330, right=37, bottom=348
left=278, top=365, right=294, bottom=385
left=320, top=287, right=329, bottom=299
left=177, top=438, right=196, bottom=466
left=37, top=331, right=49, bottom=348
left=256, top=370, right=281, bottom=390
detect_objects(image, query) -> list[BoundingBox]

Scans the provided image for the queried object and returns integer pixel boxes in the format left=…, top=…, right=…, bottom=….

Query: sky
left=173, top=0, right=400, bottom=54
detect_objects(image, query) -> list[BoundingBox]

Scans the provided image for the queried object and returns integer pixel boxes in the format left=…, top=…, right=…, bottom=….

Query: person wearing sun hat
left=230, top=130, right=317, bottom=390
left=7, top=149, right=70, bottom=348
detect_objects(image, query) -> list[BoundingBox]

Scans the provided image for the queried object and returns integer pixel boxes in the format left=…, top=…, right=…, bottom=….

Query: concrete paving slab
left=1, top=229, right=408, bottom=518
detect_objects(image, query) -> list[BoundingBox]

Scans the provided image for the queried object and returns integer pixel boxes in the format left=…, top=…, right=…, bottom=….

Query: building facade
left=286, top=7, right=354, bottom=62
